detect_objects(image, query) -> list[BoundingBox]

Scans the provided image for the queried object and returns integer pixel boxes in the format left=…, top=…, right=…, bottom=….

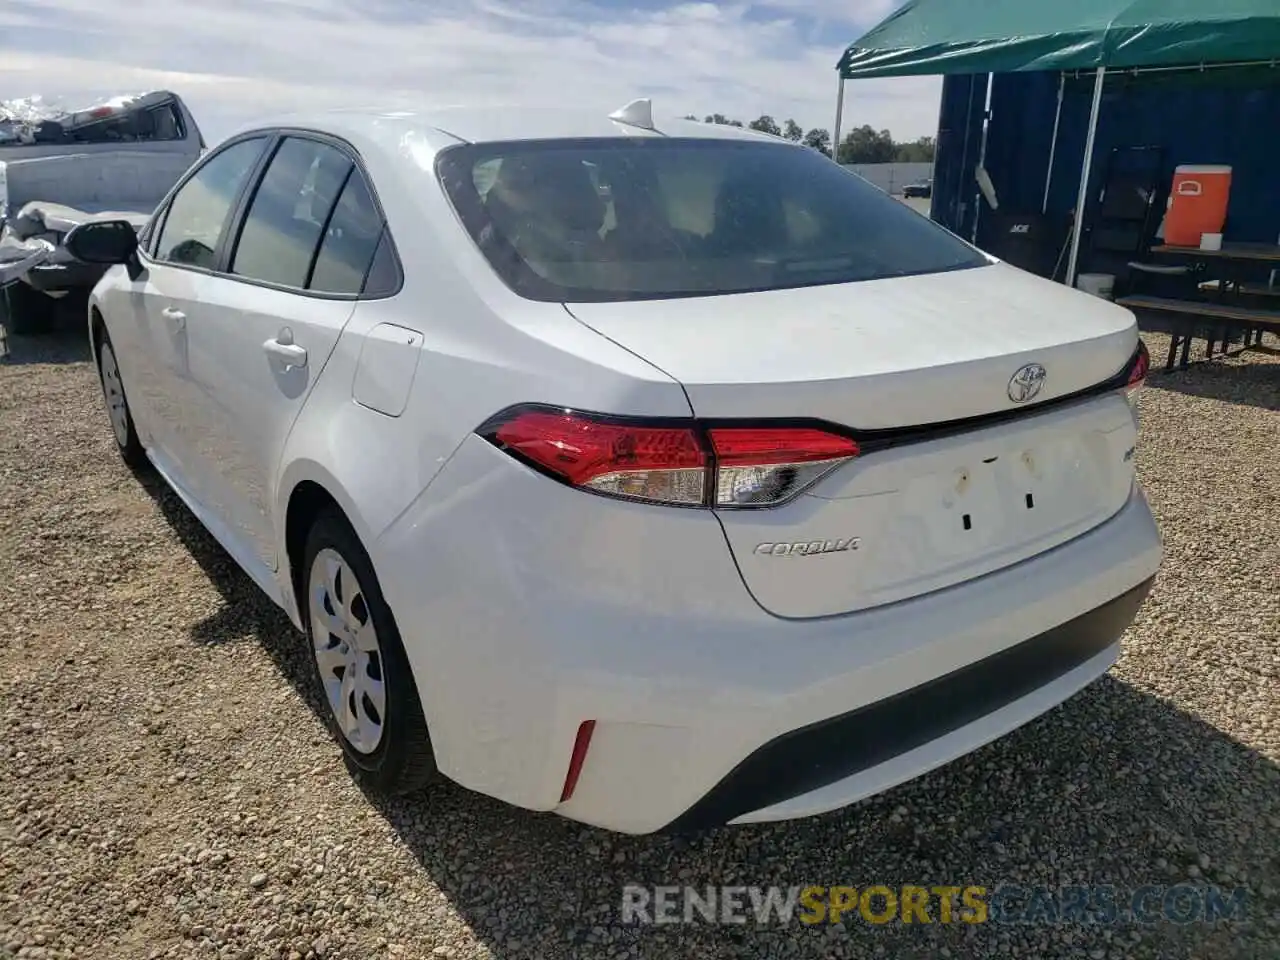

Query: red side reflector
left=559, top=720, right=596, bottom=803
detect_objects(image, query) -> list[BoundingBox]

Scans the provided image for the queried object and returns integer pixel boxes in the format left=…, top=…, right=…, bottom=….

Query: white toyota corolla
left=68, top=101, right=1161, bottom=835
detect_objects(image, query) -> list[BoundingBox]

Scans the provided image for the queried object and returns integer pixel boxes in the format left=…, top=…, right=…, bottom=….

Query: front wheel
left=96, top=331, right=148, bottom=470
left=303, top=508, right=438, bottom=795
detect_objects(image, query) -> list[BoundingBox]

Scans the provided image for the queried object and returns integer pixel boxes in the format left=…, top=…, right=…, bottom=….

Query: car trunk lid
left=566, top=263, right=1143, bottom=617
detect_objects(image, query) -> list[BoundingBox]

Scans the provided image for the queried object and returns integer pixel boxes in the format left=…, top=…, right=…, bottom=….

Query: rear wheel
left=303, top=509, right=437, bottom=794
left=95, top=331, right=148, bottom=470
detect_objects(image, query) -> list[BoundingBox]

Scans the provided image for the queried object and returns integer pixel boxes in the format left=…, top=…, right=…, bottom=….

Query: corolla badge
left=1007, top=363, right=1047, bottom=404
left=754, top=537, right=861, bottom=558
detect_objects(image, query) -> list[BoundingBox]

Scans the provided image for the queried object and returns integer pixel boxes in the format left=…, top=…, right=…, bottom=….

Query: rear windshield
left=435, top=137, right=987, bottom=303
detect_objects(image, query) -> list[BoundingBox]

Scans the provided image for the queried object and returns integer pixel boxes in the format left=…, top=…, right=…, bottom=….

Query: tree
left=836, top=125, right=896, bottom=164
left=802, top=128, right=832, bottom=157
left=691, top=109, right=931, bottom=161
left=748, top=115, right=781, bottom=137
left=894, top=136, right=937, bottom=163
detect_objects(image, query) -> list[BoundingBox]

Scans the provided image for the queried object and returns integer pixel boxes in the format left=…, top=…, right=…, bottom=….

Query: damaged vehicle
left=72, top=104, right=1161, bottom=834
left=0, top=90, right=204, bottom=336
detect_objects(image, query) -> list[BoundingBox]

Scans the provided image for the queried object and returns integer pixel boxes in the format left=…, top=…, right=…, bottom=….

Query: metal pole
left=832, top=74, right=845, bottom=163
left=1065, top=66, right=1105, bottom=288
left=972, top=73, right=993, bottom=243
left=1042, top=72, right=1065, bottom=214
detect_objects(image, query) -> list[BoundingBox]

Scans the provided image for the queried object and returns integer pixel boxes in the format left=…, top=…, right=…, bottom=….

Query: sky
left=0, top=0, right=942, bottom=147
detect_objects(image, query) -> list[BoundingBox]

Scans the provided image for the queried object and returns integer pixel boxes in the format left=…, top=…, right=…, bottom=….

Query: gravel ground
left=1, top=320, right=1277, bottom=960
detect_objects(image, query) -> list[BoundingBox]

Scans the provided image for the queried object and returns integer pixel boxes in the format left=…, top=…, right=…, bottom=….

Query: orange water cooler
left=1163, top=165, right=1232, bottom=247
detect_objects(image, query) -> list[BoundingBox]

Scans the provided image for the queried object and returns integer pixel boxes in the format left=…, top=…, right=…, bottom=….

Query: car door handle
left=263, top=335, right=308, bottom=369
left=161, top=307, right=186, bottom=328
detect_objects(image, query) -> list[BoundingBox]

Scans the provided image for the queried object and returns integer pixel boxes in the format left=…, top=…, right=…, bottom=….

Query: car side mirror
left=65, top=219, right=140, bottom=268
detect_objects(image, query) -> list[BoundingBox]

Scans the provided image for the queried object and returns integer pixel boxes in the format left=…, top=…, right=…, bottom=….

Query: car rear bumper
left=375, top=434, right=1162, bottom=835
left=670, top=574, right=1151, bottom=831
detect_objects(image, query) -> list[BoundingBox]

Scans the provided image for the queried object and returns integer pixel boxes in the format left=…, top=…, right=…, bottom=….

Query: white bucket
left=1076, top=272, right=1115, bottom=300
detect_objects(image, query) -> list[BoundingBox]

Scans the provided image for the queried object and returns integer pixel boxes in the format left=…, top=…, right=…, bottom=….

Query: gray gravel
left=1, top=322, right=1277, bottom=960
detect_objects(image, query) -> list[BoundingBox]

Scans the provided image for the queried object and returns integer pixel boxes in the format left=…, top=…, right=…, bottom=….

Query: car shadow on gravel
left=367, top=678, right=1280, bottom=959
left=138, top=473, right=1280, bottom=959
left=136, top=470, right=331, bottom=724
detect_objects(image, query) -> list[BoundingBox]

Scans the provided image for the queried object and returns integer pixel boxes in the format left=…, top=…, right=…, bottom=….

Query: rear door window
left=308, top=171, right=386, bottom=295
left=229, top=137, right=352, bottom=289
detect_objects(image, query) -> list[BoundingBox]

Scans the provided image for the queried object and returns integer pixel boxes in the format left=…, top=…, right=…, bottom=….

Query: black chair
left=1083, top=146, right=1192, bottom=298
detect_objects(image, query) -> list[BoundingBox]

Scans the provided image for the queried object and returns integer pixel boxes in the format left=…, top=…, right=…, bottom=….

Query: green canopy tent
left=834, top=0, right=1280, bottom=285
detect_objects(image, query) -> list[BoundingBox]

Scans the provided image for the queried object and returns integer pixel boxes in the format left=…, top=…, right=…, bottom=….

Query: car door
left=125, top=135, right=271, bottom=482
left=180, top=133, right=392, bottom=573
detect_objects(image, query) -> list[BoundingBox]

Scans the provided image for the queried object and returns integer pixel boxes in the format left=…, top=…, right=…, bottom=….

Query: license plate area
left=905, top=436, right=1105, bottom=565
left=716, top=394, right=1137, bottom=619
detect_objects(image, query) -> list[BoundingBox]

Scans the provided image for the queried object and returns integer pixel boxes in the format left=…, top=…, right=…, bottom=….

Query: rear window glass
left=436, top=138, right=987, bottom=303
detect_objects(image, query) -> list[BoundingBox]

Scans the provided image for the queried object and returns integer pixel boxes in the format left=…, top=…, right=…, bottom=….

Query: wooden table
left=1149, top=242, right=1280, bottom=263
left=1122, top=242, right=1280, bottom=368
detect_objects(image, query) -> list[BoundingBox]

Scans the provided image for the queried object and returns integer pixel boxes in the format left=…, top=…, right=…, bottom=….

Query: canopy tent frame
left=833, top=58, right=1279, bottom=288
left=832, top=74, right=845, bottom=165
left=1063, top=67, right=1107, bottom=287
left=832, top=0, right=1280, bottom=289
left=1042, top=73, right=1065, bottom=214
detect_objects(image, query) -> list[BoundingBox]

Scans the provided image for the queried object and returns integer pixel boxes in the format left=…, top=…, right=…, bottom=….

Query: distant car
left=902, top=178, right=933, bottom=199
left=70, top=102, right=1160, bottom=835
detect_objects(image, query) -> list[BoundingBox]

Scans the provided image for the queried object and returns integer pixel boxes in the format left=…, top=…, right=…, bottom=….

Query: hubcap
left=308, top=548, right=386, bottom=754
left=99, top=343, right=130, bottom=447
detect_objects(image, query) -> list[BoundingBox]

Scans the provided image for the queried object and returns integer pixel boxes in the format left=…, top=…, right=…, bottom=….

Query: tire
left=302, top=508, right=437, bottom=795
left=1, top=282, right=57, bottom=336
left=95, top=329, right=148, bottom=470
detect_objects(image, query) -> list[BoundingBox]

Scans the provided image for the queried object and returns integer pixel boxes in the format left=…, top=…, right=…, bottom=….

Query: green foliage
left=695, top=114, right=935, bottom=163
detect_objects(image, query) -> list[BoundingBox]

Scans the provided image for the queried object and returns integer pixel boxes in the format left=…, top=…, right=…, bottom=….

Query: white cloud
left=0, top=0, right=941, bottom=145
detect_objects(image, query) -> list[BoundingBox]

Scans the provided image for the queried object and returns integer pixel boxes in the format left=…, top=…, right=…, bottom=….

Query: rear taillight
left=484, top=408, right=859, bottom=508
left=708, top=427, right=859, bottom=506
left=1125, top=339, right=1150, bottom=400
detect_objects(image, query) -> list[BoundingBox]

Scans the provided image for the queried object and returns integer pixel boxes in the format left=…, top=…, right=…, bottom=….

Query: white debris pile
left=0, top=232, right=54, bottom=287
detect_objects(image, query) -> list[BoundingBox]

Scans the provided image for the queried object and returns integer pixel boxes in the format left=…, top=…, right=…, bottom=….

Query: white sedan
left=67, top=101, right=1161, bottom=835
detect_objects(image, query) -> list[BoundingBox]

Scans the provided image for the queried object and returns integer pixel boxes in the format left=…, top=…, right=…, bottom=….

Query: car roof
left=224, top=104, right=794, bottom=154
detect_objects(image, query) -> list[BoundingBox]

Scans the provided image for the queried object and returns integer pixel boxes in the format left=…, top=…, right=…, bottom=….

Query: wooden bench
left=1198, top=280, right=1280, bottom=298
left=1115, top=294, right=1280, bottom=370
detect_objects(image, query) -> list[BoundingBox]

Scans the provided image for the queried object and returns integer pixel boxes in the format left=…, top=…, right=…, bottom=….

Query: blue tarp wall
left=932, top=66, right=1280, bottom=264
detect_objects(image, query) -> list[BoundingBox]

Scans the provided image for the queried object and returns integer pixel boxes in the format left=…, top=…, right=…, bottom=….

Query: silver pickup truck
left=1, top=90, right=205, bottom=336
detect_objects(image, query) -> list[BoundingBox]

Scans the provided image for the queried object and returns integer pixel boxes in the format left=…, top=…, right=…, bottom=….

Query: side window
left=361, top=232, right=401, bottom=298
left=308, top=171, right=388, bottom=295
left=229, top=137, right=352, bottom=289
left=147, top=104, right=183, bottom=142
left=154, top=137, right=267, bottom=269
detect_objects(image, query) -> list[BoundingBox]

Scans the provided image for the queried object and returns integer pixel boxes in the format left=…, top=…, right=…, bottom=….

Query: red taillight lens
left=1126, top=339, right=1150, bottom=398
left=708, top=427, right=859, bottom=507
left=485, top=408, right=859, bottom=508
left=492, top=409, right=706, bottom=505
